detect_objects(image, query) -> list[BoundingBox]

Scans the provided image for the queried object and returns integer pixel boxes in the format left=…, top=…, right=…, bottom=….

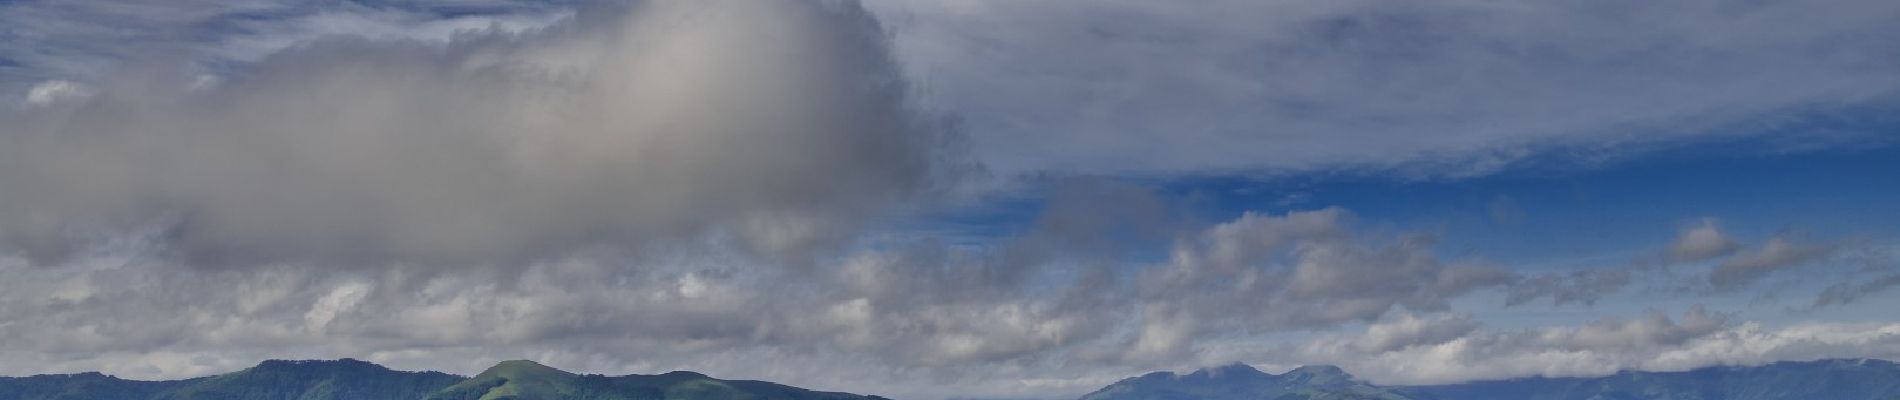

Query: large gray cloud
left=0, top=0, right=957, bottom=267
left=869, top=0, right=1900, bottom=175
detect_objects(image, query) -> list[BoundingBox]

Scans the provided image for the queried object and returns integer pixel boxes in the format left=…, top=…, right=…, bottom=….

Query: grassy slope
left=423, top=360, right=881, bottom=400
left=152, top=359, right=464, bottom=400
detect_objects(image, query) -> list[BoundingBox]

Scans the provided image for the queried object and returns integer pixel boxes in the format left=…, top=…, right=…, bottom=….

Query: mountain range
left=5, top=358, right=1899, bottom=399
left=1079, top=358, right=1900, bottom=400
left=0, top=358, right=884, bottom=400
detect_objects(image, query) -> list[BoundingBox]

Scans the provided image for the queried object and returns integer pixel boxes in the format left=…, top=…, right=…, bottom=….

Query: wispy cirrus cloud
left=870, top=0, right=1900, bottom=176
left=0, top=0, right=573, bottom=105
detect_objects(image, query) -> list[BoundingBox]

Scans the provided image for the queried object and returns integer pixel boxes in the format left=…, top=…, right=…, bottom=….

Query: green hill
left=425, top=360, right=881, bottom=400
left=152, top=359, right=463, bottom=400
left=0, top=372, right=197, bottom=400
left=0, top=359, right=884, bottom=400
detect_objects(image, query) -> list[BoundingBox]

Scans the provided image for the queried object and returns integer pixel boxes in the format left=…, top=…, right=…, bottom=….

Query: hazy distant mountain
left=1080, top=359, right=1900, bottom=400
left=0, top=359, right=883, bottom=400
left=1398, top=358, right=1900, bottom=400
left=1077, top=363, right=1412, bottom=400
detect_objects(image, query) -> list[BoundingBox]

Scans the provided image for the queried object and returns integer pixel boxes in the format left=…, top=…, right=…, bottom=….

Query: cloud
left=22, top=80, right=92, bottom=105
left=1814, top=273, right=1900, bottom=308
left=0, top=199, right=1521, bottom=399
left=1281, top=306, right=1900, bottom=385
left=1508, top=218, right=1851, bottom=306
left=0, top=1, right=575, bottom=103
left=1506, top=267, right=1632, bottom=307
left=1710, top=236, right=1833, bottom=289
left=1669, top=218, right=1739, bottom=262
left=0, top=0, right=958, bottom=267
left=14, top=0, right=1900, bottom=180
left=1556, top=305, right=1730, bottom=350
left=206, top=2, right=574, bottom=64
left=0, top=4, right=1559, bottom=396
left=1348, top=313, right=1479, bottom=353
left=1811, top=244, right=1900, bottom=308
left=3, top=2, right=1897, bottom=399
left=1129, top=208, right=1512, bottom=359
left=869, top=0, right=1900, bottom=175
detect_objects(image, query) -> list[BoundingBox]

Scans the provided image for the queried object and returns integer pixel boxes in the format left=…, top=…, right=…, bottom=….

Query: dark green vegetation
left=0, top=372, right=196, bottom=400
left=1079, top=359, right=1900, bottom=400
left=0, top=359, right=884, bottom=400
left=424, top=360, right=878, bottom=400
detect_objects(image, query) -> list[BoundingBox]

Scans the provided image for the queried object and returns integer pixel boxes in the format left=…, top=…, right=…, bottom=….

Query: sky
left=1, top=0, right=1898, bottom=399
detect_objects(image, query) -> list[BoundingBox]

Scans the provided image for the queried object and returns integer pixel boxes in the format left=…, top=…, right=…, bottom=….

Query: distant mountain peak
left=1211, top=362, right=1262, bottom=373
left=1280, top=365, right=1354, bottom=387
left=1182, top=362, right=1266, bottom=380
left=1287, top=365, right=1345, bottom=375
left=253, top=358, right=379, bottom=368
left=491, top=359, right=551, bottom=368
left=479, top=359, right=569, bottom=377
left=1080, top=362, right=1401, bottom=400
left=660, top=370, right=711, bottom=379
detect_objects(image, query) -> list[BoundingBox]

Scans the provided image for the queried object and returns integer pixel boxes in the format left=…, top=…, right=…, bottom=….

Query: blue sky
left=1, top=1, right=1898, bottom=399
left=913, top=135, right=1900, bottom=326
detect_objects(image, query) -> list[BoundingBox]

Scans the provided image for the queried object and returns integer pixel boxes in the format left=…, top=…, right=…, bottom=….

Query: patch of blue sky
left=893, top=108, right=1900, bottom=328
left=916, top=138, right=1898, bottom=269
left=1166, top=136, right=1898, bottom=268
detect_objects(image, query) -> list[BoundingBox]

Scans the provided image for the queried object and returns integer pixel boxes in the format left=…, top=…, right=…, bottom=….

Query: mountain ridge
left=0, top=358, right=886, bottom=400
left=1080, top=358, right=1900, bottom=400
left=1395, top=358, right=1900, bottom=400
left=7, top=358, right=1900, bottom=400
left=1079, top=362, right=1408, bottom=400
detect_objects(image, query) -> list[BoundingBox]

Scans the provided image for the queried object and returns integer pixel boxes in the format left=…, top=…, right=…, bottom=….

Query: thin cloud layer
left=873, top=0, right=1900, bottom=174
left=1280, top=307, right=1900, bottom=385
left=1129, top=208, right=1511, bottom=360
left=1508, top=217, right=1854, bottom=306
left=0, top=0, right=575, bottom=100
left=1710, top=236, right=1833, bottom=289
